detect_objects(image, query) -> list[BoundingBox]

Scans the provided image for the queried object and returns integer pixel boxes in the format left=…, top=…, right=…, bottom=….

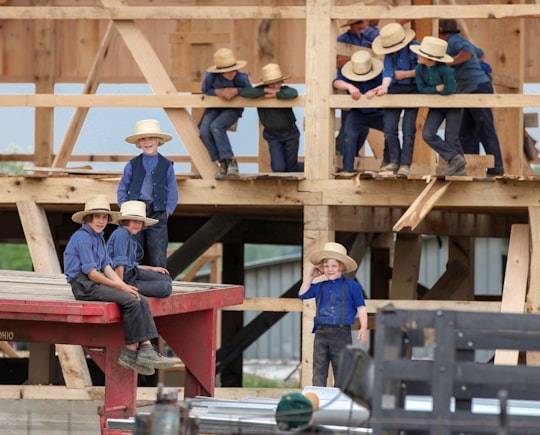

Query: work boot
left=443, top=154, right=467, bottom=176
left=397, top=165, right=410, bottom=178
left=136, top=344, right=176, bottom=369
left=117, top=348, right=155, bottom=376
left=380, top=161, right=399, bottom=173
left=215, top=160, right=228, bottom=180
left=226, top=158, right=239, bottom=177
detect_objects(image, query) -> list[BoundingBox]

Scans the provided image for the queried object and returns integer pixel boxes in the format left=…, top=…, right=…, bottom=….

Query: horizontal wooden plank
left=224, top=298, right=501, bottom=314
left=0, top=385, right=292, bottom=401
left=0, top=93, right=537, bottom=109
left=0, top=4, right=537, bottom=21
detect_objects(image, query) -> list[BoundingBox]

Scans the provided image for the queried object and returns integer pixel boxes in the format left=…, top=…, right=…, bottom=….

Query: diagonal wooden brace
left=393, top=178, right=451, bottom=232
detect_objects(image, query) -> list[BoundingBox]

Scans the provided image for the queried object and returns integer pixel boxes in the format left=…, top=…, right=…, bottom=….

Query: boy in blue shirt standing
left=117, top=119, right=178, bottom=269
left=64, top=195, right=175, bottom=376
left=299, top=242, right=368, bottom=387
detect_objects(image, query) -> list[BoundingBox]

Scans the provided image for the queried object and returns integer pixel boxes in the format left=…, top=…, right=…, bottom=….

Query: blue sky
left=0, top=83, right=537, bottom=172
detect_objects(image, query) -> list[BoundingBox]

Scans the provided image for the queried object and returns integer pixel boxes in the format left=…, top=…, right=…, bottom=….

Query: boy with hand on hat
left=333, top=50, right=386, bottom=177
left=64, top=195, right=176, bottom=376
left=371, top=22, right=420, bottom=177
left=299, top=242, right=368, bottom=387
left=107, top=200, right=172, bottom=299
left=410, top=36, right=467, bottom=177
left=239, top=63, right=304, bottom=173
left=117, top=119, right=178, bottom=270
left=200, top=48, right=252, bottom=179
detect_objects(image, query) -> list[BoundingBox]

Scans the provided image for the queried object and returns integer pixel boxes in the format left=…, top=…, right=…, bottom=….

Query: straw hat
left=340, top=18, right=366, bottom=28
left=341, top=50, right=383, bottom=82
left=125, top=119, right=173, bottom=147
left=115, top=200, right=158, bottom=227
left=254, top=63, right=290, bottom=87
left=72, top=195, right=120, bottom=224
left=410, top=36, right=454, bottom=63
left=206, top=48, right=247, bottom=73
left=372, top=22, right=416, bottom=55
left=309, top=242, right=358, bottom=273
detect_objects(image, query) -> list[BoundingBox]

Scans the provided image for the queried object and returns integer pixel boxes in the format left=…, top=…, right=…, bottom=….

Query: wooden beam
left=527, top=208, right=540, bottom=365
left=16, top=200, right=92, bottom=389
left=1, top=92, right=540, bottom=109
left=33, top=0, right=55, bottom=169
left=0, top=4, right=539, bottom=21
left=52, top=22, right=116, bottom=169
left=495, top=224, right=529, bottom=366
left=166, top=215, right=240, bottom=278
left=390, top=234, right=422, bottom=300
left=304, top=0, right=333, bottom=180
left=168, top=32, right=230, bottom=44
left=102, top=0, right=218, bottom=179
left=224, top=298, right=501, bottom=314
left=421, top=259, right=469, bottom=301
left=393, top=179, right=451, bottom=232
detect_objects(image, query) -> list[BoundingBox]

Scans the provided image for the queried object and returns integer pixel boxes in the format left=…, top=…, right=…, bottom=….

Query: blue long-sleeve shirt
left=107, top=226, right=140, bottom=274
left=64, top=224, right=112, bottom=282
left=201, top=71, right=252, bottom=97
left=337, top=26, right=380, bottom=49
left=299, top=276, right=365, bottom=326
left=333, top=69, right=383, bottom=114
left=445, top=33, right=490, bottom=93
left=382, top=41, right=420, bottom=86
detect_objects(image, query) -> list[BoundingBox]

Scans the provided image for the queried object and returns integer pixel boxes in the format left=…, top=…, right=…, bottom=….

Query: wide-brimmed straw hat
left=309, top=242, right=358, bottom=273
left=72, top=195, right=120, bottom=224
left=115, top=200, right=158, bottom=227
left=410, top=36, right=453, bottom=63
left=125, top=119, right=173, bottom=147
left=254, top=63, right=290, bottom=87
left=372, top=22, right=416, bottom=55
left=206, top=48, right=247, bottom=73
left=340, top=18, right=366, bottom=28
left=341, top=50, right=383, bottom=82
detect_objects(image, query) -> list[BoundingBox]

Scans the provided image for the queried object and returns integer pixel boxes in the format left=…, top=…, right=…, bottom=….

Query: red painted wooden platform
left=0, top=271, right=244, bottom=434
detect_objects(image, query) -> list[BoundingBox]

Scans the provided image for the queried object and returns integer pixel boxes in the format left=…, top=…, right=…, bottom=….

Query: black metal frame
left=370, top=305, right=540, bottom=434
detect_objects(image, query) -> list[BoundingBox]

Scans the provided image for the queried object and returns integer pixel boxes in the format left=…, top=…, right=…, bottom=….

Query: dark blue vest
left=126, top=153, right=172, bottom=212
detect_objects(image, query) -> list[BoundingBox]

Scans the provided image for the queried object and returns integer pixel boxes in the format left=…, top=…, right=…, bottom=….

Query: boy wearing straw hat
left=439, top=19, right=504, bottom=176
left=64, top=195, right=176, bottom=376
left=200, top=48, right=252, bottom=179
left=410, top=36, right=467, bottom=176
left=299, top=242, right=368, bottom=387
left=371, top=22, right=420, bottom=177
left=332, top=50, right=386, bottom=177
left=239, top=63, right=304, bottom=172
left=336, top=17, right=380, bottom=68
left=118, top=119, right=178, bottom=269
left=107, top=200, right=172, bottom=298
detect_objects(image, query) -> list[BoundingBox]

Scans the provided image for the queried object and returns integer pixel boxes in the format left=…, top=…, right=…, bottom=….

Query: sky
left=0, top=83, right=538, bottom=173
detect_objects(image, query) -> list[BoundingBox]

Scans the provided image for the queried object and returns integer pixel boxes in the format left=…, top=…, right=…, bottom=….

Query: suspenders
left=315, top=279, right=347, bottom=328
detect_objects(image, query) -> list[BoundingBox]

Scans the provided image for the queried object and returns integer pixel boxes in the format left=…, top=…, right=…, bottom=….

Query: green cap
left=275, top=392, right=314, bottom=430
